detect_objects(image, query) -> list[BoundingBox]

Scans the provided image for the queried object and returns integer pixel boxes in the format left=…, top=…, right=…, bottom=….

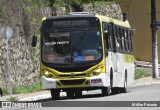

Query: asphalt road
left=1, top=84, right=160, bottom=110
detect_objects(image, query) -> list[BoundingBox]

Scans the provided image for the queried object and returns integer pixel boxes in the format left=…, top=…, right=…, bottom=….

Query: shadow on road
left=35, top=91, right=131, bottom=102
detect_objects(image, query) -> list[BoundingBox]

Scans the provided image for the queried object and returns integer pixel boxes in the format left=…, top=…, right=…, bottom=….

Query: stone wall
left=83, top=3, right=123, bottom=21
left=0, top=0, right=40, bottom=88
left=0, top=28, right=40, bottom=88
left=0, top=3, right=122, bottom=88
left=41, top=7, right=67, bottom=17
left=41, top=4, right=122, bottom=20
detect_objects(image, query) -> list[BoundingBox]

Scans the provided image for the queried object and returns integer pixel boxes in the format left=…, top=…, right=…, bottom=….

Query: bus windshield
left=42, top=29, right=102, bottom=64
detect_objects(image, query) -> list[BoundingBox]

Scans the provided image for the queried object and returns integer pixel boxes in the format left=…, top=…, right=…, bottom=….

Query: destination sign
left=53, top=20, right=89, bottom=27
left=42, top=17, right=100, bottom=29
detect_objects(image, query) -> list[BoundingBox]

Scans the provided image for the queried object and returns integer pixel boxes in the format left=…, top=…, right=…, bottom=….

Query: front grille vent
left=59, top=73, right=86, bottom=78
left=60, top=79, right=85, bottom=85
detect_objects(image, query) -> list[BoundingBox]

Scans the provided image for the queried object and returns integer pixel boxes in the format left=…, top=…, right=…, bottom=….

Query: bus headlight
left=92, top=65, right=104, bottom=76
left=94, top=67, right=102, bottom=73
left=44, top=71, right=54, bottom=78
left=45, top=71, right=49, bottom=76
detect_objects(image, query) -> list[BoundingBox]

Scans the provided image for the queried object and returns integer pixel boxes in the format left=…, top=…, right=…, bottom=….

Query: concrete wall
left=116, top=0, right=160, bottom=62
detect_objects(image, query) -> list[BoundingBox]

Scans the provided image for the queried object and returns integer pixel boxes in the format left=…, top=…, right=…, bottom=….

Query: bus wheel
left=50, top=89, right=60, bottom=100
left=120, top=78, right=127, bottom=93
left=101, top=87, right=110, bottom=96
left=75, top=91, right=82, bottom=98
left=111, top=87, right=120, bottom=94
left=66, top=91, right=75, bottom=98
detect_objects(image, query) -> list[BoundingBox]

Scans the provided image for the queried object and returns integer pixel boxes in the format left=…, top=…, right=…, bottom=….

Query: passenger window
left=124, top=30, right=128, bottom=52
left=115, top=26, right=120, bottom=51
left=103, top=23, right=113, bottom=51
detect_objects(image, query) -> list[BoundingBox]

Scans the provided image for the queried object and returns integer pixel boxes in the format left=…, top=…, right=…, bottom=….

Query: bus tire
left=102, top=87, right=110, bottom=96
left=120, top=71, right=127, bottom=93
left=66, top=91, right=75, bottom=98
left=120, top=79, right=127, bottom=93
left=75, top=90, right=82, bottom=98
left=111, top=87, right=119, bottom=94
left=50, top=89, right=60, bottom=100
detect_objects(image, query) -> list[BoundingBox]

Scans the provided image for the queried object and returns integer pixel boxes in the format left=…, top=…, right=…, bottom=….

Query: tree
left=50, top=0, right=57, bottom=16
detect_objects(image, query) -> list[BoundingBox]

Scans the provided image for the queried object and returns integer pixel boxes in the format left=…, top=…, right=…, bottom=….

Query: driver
left=82, top=35, right=101, bottom=56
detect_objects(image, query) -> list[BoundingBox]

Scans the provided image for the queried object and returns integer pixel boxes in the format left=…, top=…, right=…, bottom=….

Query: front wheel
left=75, top=91, right=82, bottom=98
left=66, top=91, right=75, bottom=98
left=50, top=89, right=60, bottom=100
left=101, top=87, right=110, bottom=96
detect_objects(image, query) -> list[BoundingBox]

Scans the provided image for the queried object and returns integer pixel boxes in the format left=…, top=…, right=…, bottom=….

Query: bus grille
left=59, top=79, right=85, bottom=85
left=59, top=73, right=86, bottom=78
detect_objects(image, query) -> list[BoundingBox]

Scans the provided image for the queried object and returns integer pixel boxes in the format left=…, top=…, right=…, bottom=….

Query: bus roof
left=45, top=14, right=95, bottom=20
left=95, top=15, right=131, bottom=28
left=43, top=14, right=131, bottom=28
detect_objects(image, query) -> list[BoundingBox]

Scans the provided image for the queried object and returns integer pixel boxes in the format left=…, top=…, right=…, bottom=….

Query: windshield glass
left=42, top=29, right=102, bottom=64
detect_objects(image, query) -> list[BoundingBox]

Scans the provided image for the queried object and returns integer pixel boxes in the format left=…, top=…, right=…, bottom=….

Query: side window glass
left=115, top=26, right=120, bottom=52
left=129, top=30, right=133, bottom=52
left=126, top=30, right=130, bottom=52
left=103, top=23, right=113, bottom=51
left=107, top=24, right=113, bottom=50
left=103, top=23, right=109, bottom=50
left=119, top=28, right=124, bottom=52
left=124, top=30, right=128, bottom=52
left=121, top=29, right=125, bottom=52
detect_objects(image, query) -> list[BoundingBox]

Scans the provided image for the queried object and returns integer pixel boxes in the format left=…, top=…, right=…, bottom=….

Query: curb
left=19, top=92, right=67, bottom=101
left=131, top=81, right=160, bottom=86
left=18, top=94, right=51, bottom=101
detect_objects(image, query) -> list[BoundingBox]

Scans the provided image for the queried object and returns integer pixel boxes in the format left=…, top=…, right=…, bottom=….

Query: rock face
left=0, top=27, right=40, bottom=88
left=0, top=3, right=122, bottom=88
left=83, top=4, right=123, bottom=21
left=0, top=0, right=40, bottom=88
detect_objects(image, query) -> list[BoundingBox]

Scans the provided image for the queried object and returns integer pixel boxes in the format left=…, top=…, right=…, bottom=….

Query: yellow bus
left=32, top=13, right=135, bottom=100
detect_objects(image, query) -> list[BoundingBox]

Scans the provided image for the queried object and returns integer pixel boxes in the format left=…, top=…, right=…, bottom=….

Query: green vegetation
left=7, top=96, right=18, bottom=101
left=2, top=82, right=42, bottom=95
left=135, top=69, right=151, bottom=79
left=12, top=82, right=42, bottom=94
left=54, top=0, right=113, bottom=12
left=55, top=0, right=113, bottom=7
left=2, top=88, right=8, bottom=95
left=88, top=0, right=114, bottom=6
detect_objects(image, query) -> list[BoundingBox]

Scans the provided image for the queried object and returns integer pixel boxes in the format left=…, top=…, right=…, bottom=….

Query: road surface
left=1, top=84, right=160, bottom=110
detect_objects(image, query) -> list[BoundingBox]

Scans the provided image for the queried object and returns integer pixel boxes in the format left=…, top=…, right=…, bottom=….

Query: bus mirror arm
left=32, top=35, right=37, bottom=47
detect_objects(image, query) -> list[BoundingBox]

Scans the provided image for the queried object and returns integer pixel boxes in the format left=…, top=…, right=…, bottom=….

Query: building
left=116, top=0, right=160, bottom=63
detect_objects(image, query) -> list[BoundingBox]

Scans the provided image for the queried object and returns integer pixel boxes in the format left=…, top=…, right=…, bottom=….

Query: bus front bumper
left=41, top=76, right=56, bottom=90
left=41, top=73, right=110, bottom=90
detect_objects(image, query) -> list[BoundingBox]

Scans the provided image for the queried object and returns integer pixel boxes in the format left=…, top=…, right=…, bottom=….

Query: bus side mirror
left=32, top=35, right=37, bottom=47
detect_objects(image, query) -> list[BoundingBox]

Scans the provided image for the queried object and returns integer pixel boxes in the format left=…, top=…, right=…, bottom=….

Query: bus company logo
left=2, top=102, right=11, bottom=107
left=70, top=73, right=75, bottom=78
left=1, top=102, right=42, bottom=107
